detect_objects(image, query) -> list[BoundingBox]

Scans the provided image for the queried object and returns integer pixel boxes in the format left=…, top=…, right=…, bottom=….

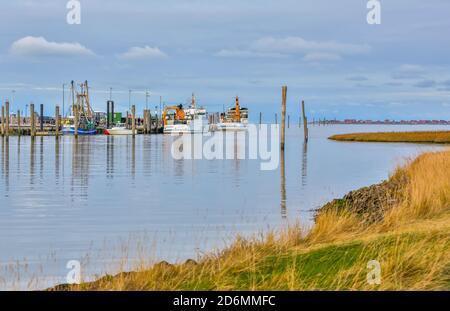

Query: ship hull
left=163, top=124, right=207, bottom=134
left=213, top=122, right=248, bottom=131
left=62, top=126, right=97, bottom=135
left=104, top=128, right=133, bottom=135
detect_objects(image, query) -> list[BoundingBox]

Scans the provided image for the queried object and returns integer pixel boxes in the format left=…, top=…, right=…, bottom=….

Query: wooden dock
left=0, top=101, right=164, bottom=137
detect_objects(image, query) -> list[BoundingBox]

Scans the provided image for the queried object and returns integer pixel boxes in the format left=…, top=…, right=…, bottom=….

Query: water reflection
left=16, top=137, right=21, bottom=174
left=71, top=138, right=90, bottom=203
left=30, top=137, right=35, bottom=186
left=142, top=135, right=152, bottom=177
left=106, top=136, right=115, bottom=179
left=55, top=137, right=60, bottom=183
left=174, top=158, right=185, bottom=179
left=280, top=148, right=286, bottom=218
left=301, top=141, right=308, bottom=187
left=1, top=137, right=9, bottom=190
left=39, top=137, right=44, bottom=180
left=131, top=137, right=136, bottom=179
left=233, top=134, right=243, bottom=178
left=172, top=135, right=185, bottom=179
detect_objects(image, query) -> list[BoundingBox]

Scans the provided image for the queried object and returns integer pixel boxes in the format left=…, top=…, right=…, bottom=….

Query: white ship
left=104, top=123, right=133, bottom=135
left=163, top=94, right=208, bottom=134
left=214, top=96, right=248, bottom=131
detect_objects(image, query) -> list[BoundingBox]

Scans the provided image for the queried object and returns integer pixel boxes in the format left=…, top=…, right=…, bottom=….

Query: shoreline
left=48, top=148, right=450, bottom=291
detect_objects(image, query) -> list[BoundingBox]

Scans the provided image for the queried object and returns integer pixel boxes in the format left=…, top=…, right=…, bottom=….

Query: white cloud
left=215, top=36, right=370, bottom=62
left=347, top=75, right=369, bottom=81
left=215, top=49, right=285, bottom=58
left=398, top=64, right=425, bottom=72
left=118, top=46, right=168, bottom=60
left=303, top=52, right=341, bottom=62
left=251, top=36, right=371, bottom=55
left=392, top=64, right=426, bottom=80
left=414, top=79, right=436, bottom=88
left=10, top=36, right=94, bottom=57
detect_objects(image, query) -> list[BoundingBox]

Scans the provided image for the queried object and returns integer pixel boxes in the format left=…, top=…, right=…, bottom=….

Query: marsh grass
left=57, top=149, right=450, bottom=291
left=329, top=131, right=450, bottom=144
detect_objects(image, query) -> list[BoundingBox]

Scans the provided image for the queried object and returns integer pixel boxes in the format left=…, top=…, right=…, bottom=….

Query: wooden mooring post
left=301, top=100, right=309, bottom=142
left=106, top=100, right=110, bottom=129
left=288, top=115, right=290, bottom=128
left=146, top=109, right=152, bottom=134
left=131, top=105, right=136, bottom=137
left=5, top=100, right=10, bottom=137
left=74, top=105, right=79, bottom=138
left=142, top=109, right=146, bottom=134
left=17, top=110, right=21, bottom=136
left=1, top=105, right=4, bottom=136
left=111, top=101, right=115, bottom=126
left=30, top=103, right=36, bottom=137
left=259, top=112, right=262, bottom=127
left=275, top=113, right=278, bottom=125
left=144, top=110, right=149, bottom=134
left=55, top=106, right=60, bottom=137
left=281, top=86, right=287, bottom=151
left=147, top=110, right=151, bottom=134
left=149, top=113, right=153, bottom=133
left=40, top=104, right=44, bottom=132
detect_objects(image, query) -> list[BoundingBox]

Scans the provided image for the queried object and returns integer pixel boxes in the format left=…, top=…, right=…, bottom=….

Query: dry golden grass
left=329, top=131, right=450, bottom=144
left=55, top=149, right=450, bottom=291
left=383, top=150, right=450, bottom=226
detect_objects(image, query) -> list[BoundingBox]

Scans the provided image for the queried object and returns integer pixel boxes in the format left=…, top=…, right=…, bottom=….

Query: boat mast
left=85, top=80, right=92, bottom=119
left=71, top=80, right=75, bottom=116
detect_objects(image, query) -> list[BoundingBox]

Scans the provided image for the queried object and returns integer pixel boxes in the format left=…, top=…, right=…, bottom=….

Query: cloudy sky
left=1, top=0, right=450, bottom=120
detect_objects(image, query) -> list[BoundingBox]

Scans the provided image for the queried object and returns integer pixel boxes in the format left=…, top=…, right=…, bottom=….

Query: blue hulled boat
left=62, top=125, right=97, bottom=135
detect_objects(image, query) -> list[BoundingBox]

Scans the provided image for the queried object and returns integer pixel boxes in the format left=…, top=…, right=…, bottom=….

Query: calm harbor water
left=0, top=124, right=448, bottom=289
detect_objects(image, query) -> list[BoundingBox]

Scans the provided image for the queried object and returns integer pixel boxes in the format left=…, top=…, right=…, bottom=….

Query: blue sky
left=1, top=0, right=450, bottom=121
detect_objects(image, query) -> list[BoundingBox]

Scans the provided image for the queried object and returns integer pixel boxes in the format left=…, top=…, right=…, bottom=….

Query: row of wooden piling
left=255, top=113, right=329, bottom=127
left=142, top=109, right=164, bottom=134
left=1, top=101, right=63, bottom=137
left=129, top=105, right=166, bottom=137
left=0, top=102, right=163, bottom=138
left=279, top=86, right=310, bottom=147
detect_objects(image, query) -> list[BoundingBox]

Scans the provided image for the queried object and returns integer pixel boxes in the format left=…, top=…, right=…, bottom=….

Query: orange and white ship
left=214, top=96, right=248, bottom=131
left=162, top=93, right=208, bottom=134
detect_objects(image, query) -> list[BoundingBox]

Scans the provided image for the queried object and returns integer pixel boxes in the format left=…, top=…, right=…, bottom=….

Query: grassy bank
left=54, top=150, right=450, bottom=291
left=329, top=131, right=450, bottom=144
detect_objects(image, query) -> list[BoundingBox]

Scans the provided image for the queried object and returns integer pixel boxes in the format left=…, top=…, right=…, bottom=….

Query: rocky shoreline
left=317, top=171, right=407, bottom=224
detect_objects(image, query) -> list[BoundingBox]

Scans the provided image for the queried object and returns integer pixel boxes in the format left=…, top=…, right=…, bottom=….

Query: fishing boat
left=104, top=123, right=133, bottom=135
left=214, top=96, right=249, bottom=131
left=163, top=94, right=209, bottom=134
left=62, top=80, right=97, bottom=136
left=62, top=125, right=97, bottom=135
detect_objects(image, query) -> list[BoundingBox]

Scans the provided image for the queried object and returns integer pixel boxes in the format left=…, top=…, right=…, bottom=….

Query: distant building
left=94, top=111, right=106, bottom=123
